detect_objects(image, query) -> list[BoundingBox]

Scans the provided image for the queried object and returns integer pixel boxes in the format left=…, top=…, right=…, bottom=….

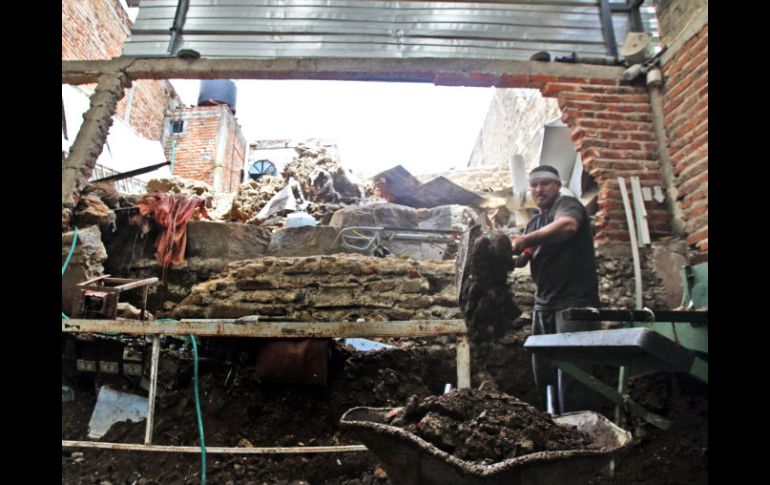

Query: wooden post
left=144, top=335, right=161, bottom=445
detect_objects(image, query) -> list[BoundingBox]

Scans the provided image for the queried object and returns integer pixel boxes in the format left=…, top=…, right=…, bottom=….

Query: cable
left=190, top=334, right=206, bottom=485
left=62, top=226, right=79, bottom=320
left=62, top=225, right=79, bottom=276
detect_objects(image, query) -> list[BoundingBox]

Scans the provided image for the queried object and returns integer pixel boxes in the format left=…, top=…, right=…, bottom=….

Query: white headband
left=528, top=171, right=560, bottom=182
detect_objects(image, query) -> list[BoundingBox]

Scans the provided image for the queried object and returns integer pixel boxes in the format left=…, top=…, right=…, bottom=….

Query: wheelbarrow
left=340, top=407, right=632, bottom=485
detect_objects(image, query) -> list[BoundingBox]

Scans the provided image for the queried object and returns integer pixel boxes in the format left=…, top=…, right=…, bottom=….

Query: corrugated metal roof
left=124, top=0, right=626, bottom=60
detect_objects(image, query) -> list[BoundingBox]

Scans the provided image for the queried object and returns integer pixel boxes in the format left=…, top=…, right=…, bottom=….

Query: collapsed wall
left=172, top=254, right=461, bottom=322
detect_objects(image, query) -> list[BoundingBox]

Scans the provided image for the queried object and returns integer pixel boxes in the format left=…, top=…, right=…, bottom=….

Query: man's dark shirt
left=525, top=195, right=600, bottom=311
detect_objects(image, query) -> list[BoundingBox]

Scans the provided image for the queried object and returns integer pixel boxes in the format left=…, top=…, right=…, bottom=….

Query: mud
left=62, top=336, right=706, bottom=484
left=387, top=388, right=593, bottom=464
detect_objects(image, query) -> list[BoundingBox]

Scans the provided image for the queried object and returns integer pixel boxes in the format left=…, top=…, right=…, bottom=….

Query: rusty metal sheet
left=254, top=339, right=329, bottom=385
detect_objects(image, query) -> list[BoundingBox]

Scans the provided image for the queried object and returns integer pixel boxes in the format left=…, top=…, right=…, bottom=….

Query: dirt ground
left=62, top=336, right=707, bottom=485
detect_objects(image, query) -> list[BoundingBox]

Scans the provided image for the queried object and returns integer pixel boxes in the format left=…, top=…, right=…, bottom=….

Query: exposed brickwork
left=164, top=106, right=247, bottom=192
left=505, top=77, right=669, bottom=244
left=62, top=0, right=176, bottom=142
left=662, top=25, right=708, bottom=256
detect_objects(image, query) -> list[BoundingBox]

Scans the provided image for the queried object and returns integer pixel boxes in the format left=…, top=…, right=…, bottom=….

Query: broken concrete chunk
left=116, top=302, right=154, bottom=321
left=74, top=193, right=116, bottom=227
left=268, top=226, right=342, bottom=257
left=62, top=225, right=108, bottom=315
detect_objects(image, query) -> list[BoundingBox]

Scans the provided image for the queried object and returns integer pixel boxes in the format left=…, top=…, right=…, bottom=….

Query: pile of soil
left=62, top=341, right=707, bottom=484
left=387, top=388, right=593, bottom=464
left=62, top=343, right=456, bottom=484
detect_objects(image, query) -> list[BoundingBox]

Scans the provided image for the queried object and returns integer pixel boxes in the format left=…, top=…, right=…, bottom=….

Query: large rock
left=417, top=205, right=481, bottom=231
left=328, top=203, right=419, bottom=228
left=268, top=226, right=342, bottom=257
left=186, top=221, right=270, bottom=260
left=62, top=225, right=108, bottom=315
left=329, top=203, right=477, bottom=261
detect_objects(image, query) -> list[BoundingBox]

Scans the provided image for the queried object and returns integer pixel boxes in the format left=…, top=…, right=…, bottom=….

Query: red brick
left=686, top=227, right=708, bottom=247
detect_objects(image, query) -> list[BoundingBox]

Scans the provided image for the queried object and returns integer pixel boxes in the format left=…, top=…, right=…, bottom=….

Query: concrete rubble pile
left=144, top=176, right=234, bottom=219
left=172, top=254, right=461, bottom=322
left=227, top=142, right=364, bottom=226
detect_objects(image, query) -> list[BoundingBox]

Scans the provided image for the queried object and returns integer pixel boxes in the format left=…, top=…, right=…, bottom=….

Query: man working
left=510, top=165, right=600, bottom=414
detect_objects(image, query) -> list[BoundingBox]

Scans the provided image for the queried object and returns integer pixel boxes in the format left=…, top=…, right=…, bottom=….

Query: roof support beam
left=62, top=57, right=626, bottom=86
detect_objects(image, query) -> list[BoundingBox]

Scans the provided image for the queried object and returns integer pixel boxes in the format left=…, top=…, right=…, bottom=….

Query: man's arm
left=511, top=215, right=580, bottom=253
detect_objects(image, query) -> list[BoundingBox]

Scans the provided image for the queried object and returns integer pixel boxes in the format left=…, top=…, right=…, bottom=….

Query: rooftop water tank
left=197, top=80, right=237, bottom=114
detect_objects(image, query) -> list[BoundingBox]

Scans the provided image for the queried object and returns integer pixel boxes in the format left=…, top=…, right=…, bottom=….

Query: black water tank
left=197, top=80, right=237, bottom=114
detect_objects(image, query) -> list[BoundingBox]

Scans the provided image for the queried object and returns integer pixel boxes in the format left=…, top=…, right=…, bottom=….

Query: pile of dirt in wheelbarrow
left=386, top=388, right=594, bottom=465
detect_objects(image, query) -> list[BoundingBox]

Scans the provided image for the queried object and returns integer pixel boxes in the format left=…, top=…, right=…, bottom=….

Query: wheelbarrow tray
left=340, top=407, right=631, bottom=485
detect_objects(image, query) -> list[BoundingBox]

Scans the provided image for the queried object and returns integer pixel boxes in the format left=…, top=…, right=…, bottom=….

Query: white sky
left=170, top=79, right=494, bottom=177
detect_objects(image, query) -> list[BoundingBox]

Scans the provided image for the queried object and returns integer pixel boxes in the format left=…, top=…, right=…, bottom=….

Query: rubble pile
left=283, top=143, right=363, bottom=204
left=387, top=388, right=593, bottom=464
left=227, top=175, right=287, bottom=223
left=145, top=176, right=234, bottom=219
left=172, top=254, right=461, bottom=321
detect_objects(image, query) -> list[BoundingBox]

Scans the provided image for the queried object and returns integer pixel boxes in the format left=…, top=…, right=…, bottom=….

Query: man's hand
left=513, top=252, right=531, bottom=268
left=510, top=235, right=527, bottom=255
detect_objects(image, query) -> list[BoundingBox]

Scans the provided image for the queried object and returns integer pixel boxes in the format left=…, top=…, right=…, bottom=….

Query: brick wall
left=661, top=25, right=708, bottom=255
left=62, top=0, right=176, bottom=142
left=473, top=75, right=667, bottom=244
left=165, top=106, right=247, bottom=192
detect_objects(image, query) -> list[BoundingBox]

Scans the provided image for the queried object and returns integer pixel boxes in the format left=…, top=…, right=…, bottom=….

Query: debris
left=254, top=177, right=306, bottom=222
left=373, top=466, right=388, bottom=480
left=116, top=302, right=154, bottom=321
left=387, top=388, right=593, bottom=464
left=369, top=165, right=485, bottom=209
left=74, top=193, right=116, bottom=226
left=87, top=386, right=148, bottom=439
left=82, top=181, right=120, bottom=208
left=343, top=338, right=395, bottom=352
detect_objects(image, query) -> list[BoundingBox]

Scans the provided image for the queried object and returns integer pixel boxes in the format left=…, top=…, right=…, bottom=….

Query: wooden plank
left=62, top=441, right=368, bottom=454
left=62, top=318, right=468, bottom=338
left=144, top=336, right=161, bottom=445
left=111, top=277, right=160, bottom=292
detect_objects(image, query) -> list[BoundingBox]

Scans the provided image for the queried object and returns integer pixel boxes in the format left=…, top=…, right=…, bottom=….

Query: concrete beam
left=62, top=72, right=131, bottom=208
left=63, top=57, right=626, bottom=86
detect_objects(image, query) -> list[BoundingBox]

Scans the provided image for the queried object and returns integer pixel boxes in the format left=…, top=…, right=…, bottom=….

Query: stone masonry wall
left=467, top=89, right=561, bottom=171
left=661, top=25, right=708, bottom=257
left=173, top=255, right=462, bottom=322
left=62, top=0, right=175, bottom=142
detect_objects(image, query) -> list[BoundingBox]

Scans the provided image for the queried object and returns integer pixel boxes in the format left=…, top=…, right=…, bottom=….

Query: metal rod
left=91, top=161, right=171, bottom=183
left=144, top=335, right=161, bottom=445
left=554, top=360, right=671, bottom=430
left=598, top=0, right=619, bottom=58
left=630, top=177, right=650, bottom=246
left=559, top=308, right=707, bottom=325
left=546, top=385, right=557, bottom=416
left=62, top=441, right=368, bottom=454
left=456, top=335, right=471, bottom=389
left=62, top=319, right=468, bottom=338
left=618, top=177, right=643, bottom=310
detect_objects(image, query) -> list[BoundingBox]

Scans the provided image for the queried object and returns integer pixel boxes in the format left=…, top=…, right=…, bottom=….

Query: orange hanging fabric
left=135, top=193, right=209, bottom=278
